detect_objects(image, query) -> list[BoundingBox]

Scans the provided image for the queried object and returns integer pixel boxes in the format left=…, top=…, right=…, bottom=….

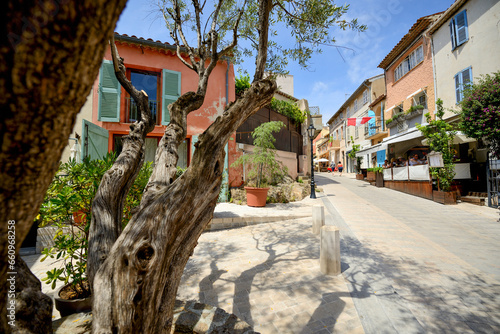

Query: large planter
left=54, top=283, right=92, bottom=317
left=433, top=190, right=457, bottom=205
left=375, top=172, right=384, bottom=188
left=244, top=187, right=269, bottom=207
left=366, top=171, right=376, bottom=182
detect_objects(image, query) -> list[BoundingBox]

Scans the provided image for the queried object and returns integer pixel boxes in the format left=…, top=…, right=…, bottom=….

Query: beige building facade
left=328, top=74, right=385, bottom=172
left=429, top=0, right=500, bottom=119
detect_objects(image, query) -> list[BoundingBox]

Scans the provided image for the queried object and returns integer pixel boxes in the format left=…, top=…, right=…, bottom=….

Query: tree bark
left=87, top=39, right=155, bottom=288
left=92, top=79, right=277, bottom=334
left=0, top=1, right=127, bottom=332
left=12, top=255, right=53, bottom=334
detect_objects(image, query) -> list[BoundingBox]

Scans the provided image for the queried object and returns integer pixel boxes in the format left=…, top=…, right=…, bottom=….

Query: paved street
left=177, top=173, right=500, bottom=333
left=24, top=172, right=500, bottom=333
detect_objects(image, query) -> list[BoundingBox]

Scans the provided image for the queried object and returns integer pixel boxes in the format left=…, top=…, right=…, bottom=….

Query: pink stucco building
left=378, top=13, right=442, bottom=160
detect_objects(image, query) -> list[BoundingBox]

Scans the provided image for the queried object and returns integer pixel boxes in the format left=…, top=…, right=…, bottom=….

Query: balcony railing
left=366, top=120, right=386, bottom=138
left=126, top=98, right=159, bottom=125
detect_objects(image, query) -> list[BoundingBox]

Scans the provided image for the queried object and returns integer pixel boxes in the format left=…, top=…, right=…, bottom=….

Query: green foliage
left=405, top=105, right=425, bottom=114
left=416, top=99, right=456, bottom=191
left=231, top=121, right=288, bottom=188
left=176, top=166, right=187, bottom=178
left=348, top=136, right=363, bottom=173
left=269, top=98, right=308, bottom=124
left=458, top=71, right=500, bottom=158
left=160, top=0, right=366, bottom=75
left=235, top=74, right=251, bottom=95
left=367, top=167, right=383, bottom=173
left=38, top=153, right=152, bottom=295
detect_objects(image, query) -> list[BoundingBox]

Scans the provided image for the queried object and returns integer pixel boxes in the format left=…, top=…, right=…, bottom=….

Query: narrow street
left=315, top=173, right=500, bottom=333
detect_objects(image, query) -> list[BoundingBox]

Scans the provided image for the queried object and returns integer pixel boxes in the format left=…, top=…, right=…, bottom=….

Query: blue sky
left=116, top=0, right=454, bottom=124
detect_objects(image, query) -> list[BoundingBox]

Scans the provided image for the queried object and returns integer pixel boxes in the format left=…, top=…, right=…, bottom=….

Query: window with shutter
left=98, top=60, right=121, bottom=122
left=450, top=10, right=468, bottom=50
left=394, top=46, right=423, bottom=82
left=162, top=69, right=181, bottom=125
left=455, top=67, right=472, bottom=103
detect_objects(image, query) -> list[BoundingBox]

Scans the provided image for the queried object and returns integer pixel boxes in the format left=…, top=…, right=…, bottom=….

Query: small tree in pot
left=417, top=99, right=457, bottom=204
left=232, top=121, right=288, bottom=206
left=348, top=137, right=364, bottom=178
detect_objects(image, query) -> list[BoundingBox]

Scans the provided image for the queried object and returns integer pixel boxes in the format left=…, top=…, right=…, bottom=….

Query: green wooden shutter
left=82, top=120, right=109, bottom=160
left=191, top=135, right=199, bottom=159
left=162, top=69, right=181, bottom=125
left=98, top=60, right=121, bottom=122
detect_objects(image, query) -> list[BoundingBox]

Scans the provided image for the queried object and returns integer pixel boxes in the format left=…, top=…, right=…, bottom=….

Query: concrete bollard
left=320, top=226, right=341, bottom=276
left=312, top=205, right=324, bottom=235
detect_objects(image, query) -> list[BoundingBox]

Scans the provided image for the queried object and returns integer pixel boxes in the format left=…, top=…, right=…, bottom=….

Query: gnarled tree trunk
left=89, top=0, right=277, bottom=331
left=0, top=1, right=127, bottom=332
left=92, top=79, right=277, bottom=333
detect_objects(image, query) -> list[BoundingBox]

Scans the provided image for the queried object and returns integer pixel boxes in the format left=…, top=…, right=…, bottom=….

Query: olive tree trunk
left=0, top=1, right=127, bottom=332
left=89, top=0, right=276, bottom=332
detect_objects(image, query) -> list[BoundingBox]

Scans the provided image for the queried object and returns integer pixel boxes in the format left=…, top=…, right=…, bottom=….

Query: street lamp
left=307, top=124, right=317, bottom=199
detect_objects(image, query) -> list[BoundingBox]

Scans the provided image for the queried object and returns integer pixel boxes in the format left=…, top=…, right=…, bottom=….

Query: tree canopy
left=459, top=71, right=500, bottom=158
left=158, top=0, right=366, bottom=77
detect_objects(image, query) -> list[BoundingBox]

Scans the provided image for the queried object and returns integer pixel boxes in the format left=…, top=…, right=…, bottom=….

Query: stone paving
left=315, top=173, right=500, bottom=334
left=177, top=216, right=363, bottom=334
left=24, top=172, right=500, bottom=333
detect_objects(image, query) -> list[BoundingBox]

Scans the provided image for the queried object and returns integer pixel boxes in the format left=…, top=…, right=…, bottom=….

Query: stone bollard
left=312, top=205, right=324, bottom=235
left=320, top=226, right=341, bottom=276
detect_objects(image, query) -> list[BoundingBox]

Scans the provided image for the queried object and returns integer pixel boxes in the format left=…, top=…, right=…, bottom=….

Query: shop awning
left=421, top=131, right=476, bottom=146
left=382, top=128, right=424, bottom=145
left=355, top=143, right=388, bottom=157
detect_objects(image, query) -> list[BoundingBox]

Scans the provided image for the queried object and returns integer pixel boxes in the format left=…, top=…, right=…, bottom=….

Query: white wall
left=60, top=91, right=93, bottom=163
left=275, top=74, right=294, bottom=97
left=432, top=0, right=500, bottom=118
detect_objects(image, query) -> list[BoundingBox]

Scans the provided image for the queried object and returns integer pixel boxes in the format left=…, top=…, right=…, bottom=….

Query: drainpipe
left=226, top=60, right=229, bottom=106
left=430, top=33, right=439, bottom=107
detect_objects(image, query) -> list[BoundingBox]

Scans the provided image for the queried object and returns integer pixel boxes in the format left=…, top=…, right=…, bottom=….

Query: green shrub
left=38, top=153, right=153, bottom=294
left=367, top=167, right=383, bottom=173
left=417, top=99, right=456, bottom=191
left=459, top=71, right=500, bottom=158
left=270, top=98, right=308, bottom=124
left=235, top=74, right=251, bottom=95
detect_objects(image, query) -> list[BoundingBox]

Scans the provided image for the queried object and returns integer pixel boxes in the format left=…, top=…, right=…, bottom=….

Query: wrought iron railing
left=367, top=120, right=386, bottom=137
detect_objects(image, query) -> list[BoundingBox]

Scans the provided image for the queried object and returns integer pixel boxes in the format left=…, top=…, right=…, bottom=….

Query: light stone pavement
left=315, top=173, right=500, bottom=334
left=23, top=172, right=500, bottom=333
left=178, top=173, right=500, bottom=333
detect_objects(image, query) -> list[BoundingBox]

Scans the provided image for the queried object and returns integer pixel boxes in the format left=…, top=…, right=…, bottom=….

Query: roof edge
left=428, top=0, right=468, bottom=34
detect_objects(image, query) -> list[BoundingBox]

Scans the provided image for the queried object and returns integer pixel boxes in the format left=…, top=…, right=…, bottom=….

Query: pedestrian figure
left=337, top=161, right=343, bottom=176
left=329, top=161, right=335, bottom=174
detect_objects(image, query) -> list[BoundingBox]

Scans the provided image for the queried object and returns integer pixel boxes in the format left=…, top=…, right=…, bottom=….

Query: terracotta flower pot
left=73, top=210, right=86, bottom=224
left=54, top=283, right=92, bottom=317
left=244, top=187, right=269, bottom=207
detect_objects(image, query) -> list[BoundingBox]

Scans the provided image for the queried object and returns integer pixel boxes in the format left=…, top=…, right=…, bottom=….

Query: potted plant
left=231, top=121, right=288, bottom=207
left=416, top=99, right=457, bottom=205
left=38, top=154, right=152, bottom=316
left=366, top=167, right=383, bottom=184
left=373, top=166, right=385, bottom=187
left=348, top=138, right=364, bottom=180
left=405, top=105, right=425, bottom=119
